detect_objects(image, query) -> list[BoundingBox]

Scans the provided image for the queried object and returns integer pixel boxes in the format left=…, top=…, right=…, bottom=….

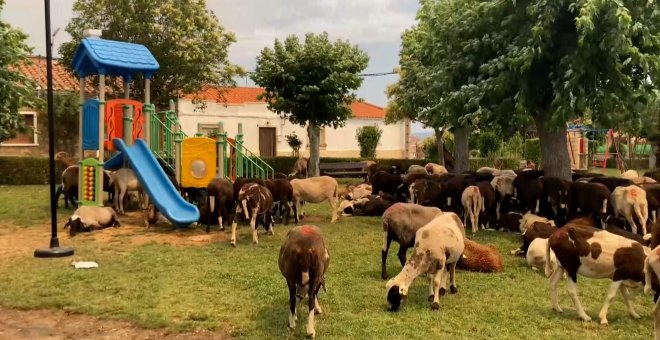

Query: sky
left=1, top=0, right=430, bottom=132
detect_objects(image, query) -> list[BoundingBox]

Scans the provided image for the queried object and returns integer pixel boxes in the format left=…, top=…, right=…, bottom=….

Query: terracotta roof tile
left=17, top=56, right=96, bottom=92
left=183, top=86, right=385, bottom=119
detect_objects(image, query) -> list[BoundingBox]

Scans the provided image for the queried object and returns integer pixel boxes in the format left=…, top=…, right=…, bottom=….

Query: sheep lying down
left=64, top=206, right=120, bottom=236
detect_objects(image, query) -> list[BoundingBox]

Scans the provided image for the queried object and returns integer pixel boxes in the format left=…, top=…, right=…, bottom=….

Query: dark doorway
left=259, top=127, right=277, bottom=157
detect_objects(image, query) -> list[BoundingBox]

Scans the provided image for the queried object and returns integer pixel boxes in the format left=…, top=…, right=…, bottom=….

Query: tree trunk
left=454, top=126, right=469, bottom=173
left=534, top=114, right=572, bottom=181
left=651, top=142, right=658, bottom=169
left=434, top=127, right=445, bottom=166
left=307, top=122, right=321, bottom=177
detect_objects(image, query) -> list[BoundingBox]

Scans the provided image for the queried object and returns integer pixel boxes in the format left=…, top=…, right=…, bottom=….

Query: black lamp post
left=34, top=0, right=74, bottom=258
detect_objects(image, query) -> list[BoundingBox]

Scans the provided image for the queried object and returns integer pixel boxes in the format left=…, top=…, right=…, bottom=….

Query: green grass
left=0, top=185, right=74, bottom=227
left=0, top=186, right=656, bottom=339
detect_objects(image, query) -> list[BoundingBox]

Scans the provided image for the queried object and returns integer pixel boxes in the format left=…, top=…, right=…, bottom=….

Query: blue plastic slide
left=104, top=152, right=124, bottom=170
left=112, top=138, right=199, bottom=226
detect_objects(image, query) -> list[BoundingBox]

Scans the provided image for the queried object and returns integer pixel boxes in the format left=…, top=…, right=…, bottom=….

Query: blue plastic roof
left=71, top=37, right=159, bottom=79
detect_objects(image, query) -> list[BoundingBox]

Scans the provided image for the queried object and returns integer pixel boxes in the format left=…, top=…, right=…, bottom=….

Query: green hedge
left=0, top=157, right=68, bottom=185
left=263, top=156, right=520, bottom=174
left=604, top=157, right=649, bottom=170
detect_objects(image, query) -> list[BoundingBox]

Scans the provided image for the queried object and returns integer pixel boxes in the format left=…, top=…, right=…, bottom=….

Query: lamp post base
left=34, top=239, right=74, bottom=258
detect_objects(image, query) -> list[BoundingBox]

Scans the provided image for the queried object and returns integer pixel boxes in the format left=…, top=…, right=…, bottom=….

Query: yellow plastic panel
left=181, top=137, right=216, bottom=188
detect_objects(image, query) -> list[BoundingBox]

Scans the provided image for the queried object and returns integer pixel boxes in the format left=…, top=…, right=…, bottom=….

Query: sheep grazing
left=60, top=165, right=79, bottom=208
left=425, top=162, right=447, bottom=175
left=351, top=195, right=394, bottom=216
left=516, top=221, right=557, bottom=255
left=265, top=178, right=296, bottom=225
left=279, top=225, right=330, bottom=339
left=621, top=169, right=640, bottom=180
left=407, top=164, right=427, bottom=176
left=457, top=239, right=503, bottom=273
left=205, top=178, right=234, bottom=232
left=231, top=183, right=274, bottom=247
left=345, top=182, right=372, bottom=200
left=569, top=182, right=610, bottom=226
left=290, top=176, right=339, bottom=223
left=526, top=238, right=557, bottom=272
left=546, top=218, right=659, bottom=325
left=290, top=157, right=310, bottom=178
left=644, top=245, right=660, bottom=340
left=498, top=211, right=523, bottom=232
left=381, top=203, right=443, bottom=279
left=461, top=185, right=483, bottom=234
left=476, top=166, right=499, bottom=175
left=385, top=212, right=465, bottom=311
left=611, top=185, right=649, bottom=235
left=64, top=206, right=120, bottom=236
left=519, top=212, right=555, bottom=234
left=111, top=168, right=147, bottom=214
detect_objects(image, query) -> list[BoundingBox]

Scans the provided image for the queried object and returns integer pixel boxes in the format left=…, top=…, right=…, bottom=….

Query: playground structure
left=566, top=125, right=627, bottom=173
left=71, top=33, right=272, bottom=226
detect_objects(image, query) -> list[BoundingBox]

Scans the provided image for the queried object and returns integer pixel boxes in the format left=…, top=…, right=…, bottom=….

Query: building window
left=1, top=112, right=38, bottom=146
left=198, top=123, right=222, bottom=137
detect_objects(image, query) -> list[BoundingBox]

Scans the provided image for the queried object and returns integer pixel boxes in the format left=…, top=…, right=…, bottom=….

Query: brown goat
left=279, top=225, right=329, bottom=339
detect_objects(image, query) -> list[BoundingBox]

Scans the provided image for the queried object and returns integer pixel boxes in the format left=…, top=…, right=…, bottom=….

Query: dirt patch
left=0, top=211, right=233, bottom=260
left=0, top=308, right=232, bottom=340
left=0, top=222, right=54, bottom=259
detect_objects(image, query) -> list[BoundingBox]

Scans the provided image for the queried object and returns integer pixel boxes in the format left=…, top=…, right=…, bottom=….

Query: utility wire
left=244, top=71, right=397, bottom=77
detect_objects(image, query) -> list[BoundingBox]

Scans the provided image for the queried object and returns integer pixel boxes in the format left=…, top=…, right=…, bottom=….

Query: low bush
left=0, top=157, right=68, bottom=185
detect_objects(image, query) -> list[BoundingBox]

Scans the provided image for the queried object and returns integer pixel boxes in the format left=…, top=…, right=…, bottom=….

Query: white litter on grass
left=71, top=261, right=98, bottom=269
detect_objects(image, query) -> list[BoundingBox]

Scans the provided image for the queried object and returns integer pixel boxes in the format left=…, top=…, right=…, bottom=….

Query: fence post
left=236, top=123, right=244, bottom=178
left=122, top=105, right=133, bottom=169
left=174, top=131, right=183, bottom=186
left=217, top=122, right=226, bottom=179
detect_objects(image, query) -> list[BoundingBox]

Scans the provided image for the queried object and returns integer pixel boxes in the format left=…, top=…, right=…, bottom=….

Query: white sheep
left=385, top=212, right=465, bottom=311
left=64, top=206, right=120, bottom=236
left=526, top=238, right=557, bottom=272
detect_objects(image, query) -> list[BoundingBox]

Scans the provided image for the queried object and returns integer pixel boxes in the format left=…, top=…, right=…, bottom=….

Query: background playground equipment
left=72, top=33, right=199, bottom=226
left=566, top=124, right=630, bottom=173
left=178, top=122, right=274, bottom=189
left=71, top=34, right=272, bottom=220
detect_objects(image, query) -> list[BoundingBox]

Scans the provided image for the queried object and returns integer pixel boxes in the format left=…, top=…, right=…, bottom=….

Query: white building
left=177, top=86, right=412, bottom=158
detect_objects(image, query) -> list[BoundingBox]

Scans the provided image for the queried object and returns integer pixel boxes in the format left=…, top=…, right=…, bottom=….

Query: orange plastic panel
left=104, top=99, right=144, bottom=151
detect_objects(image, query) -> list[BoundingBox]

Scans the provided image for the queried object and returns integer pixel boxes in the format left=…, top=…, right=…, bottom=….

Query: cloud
left=210, top=0, right=418, bottom=66
left=2, top=0, right=420, bottom=106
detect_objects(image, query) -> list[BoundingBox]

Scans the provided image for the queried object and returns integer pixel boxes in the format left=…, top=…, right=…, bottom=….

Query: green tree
left=59, top=0, right=242, bottom=107
left=0, top=0, right=37, bottom=142
left=356, top=125, right=383, bottom=158
left=251, top=32, right=369, bottom=176
left=36, top=92, right=80, bottom=155
left=403, top=0, right=659, bottom=180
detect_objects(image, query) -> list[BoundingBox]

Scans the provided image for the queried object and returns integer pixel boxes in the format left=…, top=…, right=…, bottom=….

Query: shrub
left=477, top=131, right=502, bottom=157
left=356, top=126, right=383, bottom=158
left=285, top=132, right=302, bottom=157
left=422, top=137, right=438, bottom=160
left=524, top=138, right=541, bottom=166
left=0, top=157, right=68, bottom=185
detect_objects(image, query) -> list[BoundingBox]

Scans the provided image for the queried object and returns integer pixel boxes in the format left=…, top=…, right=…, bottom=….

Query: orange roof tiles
left=17, top=56, right=96, bottom=92
left=182, top=86, right=385, bottom=119
left=350, top=101, right=386, bottom=119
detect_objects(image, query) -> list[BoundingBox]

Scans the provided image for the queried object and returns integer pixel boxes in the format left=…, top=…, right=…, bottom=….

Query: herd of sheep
left=52, top=153, right=660, bottom=338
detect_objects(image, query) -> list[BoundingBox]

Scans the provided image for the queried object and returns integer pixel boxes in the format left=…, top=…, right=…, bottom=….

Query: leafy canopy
left=0, top=0, right=37, bottom=142
left=36, top=92, right=80, bottom=154
left=414, top=0, right=659, bottom=129
left=59, top=0, right=242, bottom=107
left=251, top=32, right=369, bottom=129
